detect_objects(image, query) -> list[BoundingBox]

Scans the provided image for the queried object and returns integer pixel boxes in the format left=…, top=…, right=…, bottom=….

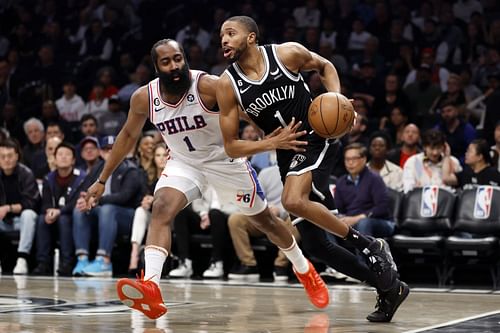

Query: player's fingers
left=267, top=127, right=282, bottom=138
left=290, top=120, right=303, bottom=132
left=286, top=117, right=296, bottom=128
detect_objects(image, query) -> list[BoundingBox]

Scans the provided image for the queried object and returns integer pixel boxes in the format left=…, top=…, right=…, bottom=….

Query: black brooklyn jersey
left=224, top=44, right=313, bottom=135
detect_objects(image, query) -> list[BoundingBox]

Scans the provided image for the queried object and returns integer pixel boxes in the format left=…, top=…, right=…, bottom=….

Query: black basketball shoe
left=367, top=281, right=410, bottom=322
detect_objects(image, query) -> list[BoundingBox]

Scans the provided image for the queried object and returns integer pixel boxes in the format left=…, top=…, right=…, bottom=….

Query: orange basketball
left=308, top=92, right=355, bottom=139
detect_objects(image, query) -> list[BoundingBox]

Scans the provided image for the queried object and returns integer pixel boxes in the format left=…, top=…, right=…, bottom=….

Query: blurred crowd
left=1, top=0, right=500, bottom=280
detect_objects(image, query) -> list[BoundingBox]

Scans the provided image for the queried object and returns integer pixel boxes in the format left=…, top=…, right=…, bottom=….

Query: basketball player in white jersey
left=83, top=39, right=329, bottom=320
left=217, top=16, right=409, bottom=322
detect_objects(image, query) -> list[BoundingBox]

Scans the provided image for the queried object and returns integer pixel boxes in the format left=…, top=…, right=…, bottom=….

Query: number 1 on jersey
left=274, top=110, right=287, bottom=127
left=183, top=136, right=196, bottom=152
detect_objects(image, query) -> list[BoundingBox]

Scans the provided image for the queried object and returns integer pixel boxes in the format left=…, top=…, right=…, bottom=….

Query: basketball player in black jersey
left=217, top=16, right=409, bottom=322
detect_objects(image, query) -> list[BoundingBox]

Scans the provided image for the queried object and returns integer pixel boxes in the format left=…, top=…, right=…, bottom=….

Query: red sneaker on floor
left=293, top=261, right=330, bottom=309
left=116, top=271, right=167, bottom=319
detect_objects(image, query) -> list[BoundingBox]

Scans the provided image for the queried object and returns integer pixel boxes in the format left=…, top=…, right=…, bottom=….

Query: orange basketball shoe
left=293, top=260, right=330, bottom=309
left=116, top=271, right=167, bottom=319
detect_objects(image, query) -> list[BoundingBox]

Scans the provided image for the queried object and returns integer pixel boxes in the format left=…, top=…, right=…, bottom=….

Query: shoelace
left=304, top=271, right=324, bottom=291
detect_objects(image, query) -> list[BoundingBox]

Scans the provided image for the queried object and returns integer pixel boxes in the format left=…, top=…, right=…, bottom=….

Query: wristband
left=97, top=179, right=106, bottom=185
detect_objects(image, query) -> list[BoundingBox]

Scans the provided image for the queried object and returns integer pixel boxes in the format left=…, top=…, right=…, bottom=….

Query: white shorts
left=154, top=158, right=267, bottom=216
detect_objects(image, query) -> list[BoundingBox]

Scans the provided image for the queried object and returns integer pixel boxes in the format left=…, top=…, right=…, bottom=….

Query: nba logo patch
left=473, top=186, right=493, bottom=219
left=420, top=186, right=439, bottom=217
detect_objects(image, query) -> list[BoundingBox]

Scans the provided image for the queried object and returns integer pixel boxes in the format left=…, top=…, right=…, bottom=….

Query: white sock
left=280, top=237, right=309, bottom=274
left=144, top=246, right=168, bottom=286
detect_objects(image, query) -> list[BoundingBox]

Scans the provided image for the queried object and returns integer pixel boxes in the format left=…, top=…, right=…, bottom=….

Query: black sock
left=344, top=226, right=372, bottom=250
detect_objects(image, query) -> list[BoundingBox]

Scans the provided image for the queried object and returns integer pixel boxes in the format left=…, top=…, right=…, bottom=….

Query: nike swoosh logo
left=155, top=107, right=165, bottom=112
left=270, top=68, right=279, bottom=76
left=239, top=86, right=251, bottom=94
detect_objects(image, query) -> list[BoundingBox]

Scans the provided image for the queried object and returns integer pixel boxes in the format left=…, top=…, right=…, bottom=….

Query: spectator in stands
left=335, top=143, right=395, bottom=238
left=347, top=18, right=372, bottom=56
left=117, top=63, right=151, bottom=106
left=33, top=136, right=62, bottom=181
left=33, top=142, right=86, bottom=276
left=22, top=118, right=45, bottom=170
left=80, top=114, right=99, bottom=139
left=97, top=95, right=126, bottom=136
left=55, top=78, right=86, bottom=123
left=483, top=71, right=500, bottom=146
left=128, top=143, right=168, bottom=274
left=351, top=36, right=385, bottom=78
left=404, top=48, right=450, bottom=92
left=79, top=18, right=113, bottom=63
left=434, top=101, right=476, bottom=163
left=176, top=16, right=210, bottom=51
left=379, top=106, right=410, bottom=146
left=342, top=113, right=370, bottom=147
left=373, top=74, right=410, bottom=122
left=402, top=129, right=462, bottom=193
left=367, top=132, right=403, bottom=192
left=388, top=123, right=421, bottom=168
left=134, top=134, right=156, bottom=188
left=86, top=82, right=109, bottom=117
left=89, top=67, right=119, bottom=99
left=467, top=71, right=499, bottom=130
left=228, top=164, right=299, bottom=281
left=169, top=186, right=237, bottom=279
left=404, top=64, right=442, bottom=129
left=443, top=139, right=500, bottom=188
left=78, top=136, right=102, bottom=173
left=430, top=74, right=468, bottom=116
left=186, top=43, right=209, bottom=72
left=1, top=101, right=25, bottom=145
left=41, top=100, right=72, bottom=140
left=293, top=0, right=320, bottom=29
left=352, top=60, right=380, bottom=108
left=0, top=139, right=40, bottom=274
left=72, top=135, right=143, bottom=277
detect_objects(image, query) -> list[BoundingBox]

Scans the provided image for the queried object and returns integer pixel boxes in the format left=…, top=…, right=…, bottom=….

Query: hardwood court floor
left=0, top=275, right=499, bottom=333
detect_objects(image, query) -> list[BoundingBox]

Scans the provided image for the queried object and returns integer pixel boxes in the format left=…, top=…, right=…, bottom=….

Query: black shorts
left=276, top=133, right=341, bottom=208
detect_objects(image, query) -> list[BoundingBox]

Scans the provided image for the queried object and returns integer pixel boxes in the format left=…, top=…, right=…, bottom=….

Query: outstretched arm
left=277, top=42, right=341, bottom=93
left=216, top=74, right=307, bottom=158
left=84, top=86, right=149, bottom=207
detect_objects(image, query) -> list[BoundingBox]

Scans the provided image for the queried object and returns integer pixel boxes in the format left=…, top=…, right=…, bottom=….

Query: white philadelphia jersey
left=148, top=70, right=227, bottom=164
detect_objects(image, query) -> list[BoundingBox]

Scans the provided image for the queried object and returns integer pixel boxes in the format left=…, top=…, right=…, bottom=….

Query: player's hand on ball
left=268, top=117, right=308, bottom=151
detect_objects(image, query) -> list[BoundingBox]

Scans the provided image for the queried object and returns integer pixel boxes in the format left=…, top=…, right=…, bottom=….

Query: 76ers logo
left=421, top=186, right=439, bottom=217
left=236, top=190, right=252, bottom=206
left=474, top=186, right=493, bottom=219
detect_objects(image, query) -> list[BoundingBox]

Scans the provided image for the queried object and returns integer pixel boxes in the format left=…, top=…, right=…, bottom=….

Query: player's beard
left=158, top=63, right=191, bottom=95
left=227, top=44, right=247, bottom=64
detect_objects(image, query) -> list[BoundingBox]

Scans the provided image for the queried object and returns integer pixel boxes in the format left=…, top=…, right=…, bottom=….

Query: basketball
left=308, top=92, right=355, bottom=139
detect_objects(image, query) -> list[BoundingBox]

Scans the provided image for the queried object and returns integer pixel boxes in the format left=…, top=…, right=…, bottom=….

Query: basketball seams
left=318, top=95, right=329, bottom=136
left=332, top=93, right=340, bottom=137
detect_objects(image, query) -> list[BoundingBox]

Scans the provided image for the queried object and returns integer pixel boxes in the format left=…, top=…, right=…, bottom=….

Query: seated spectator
left=169, top=186, right=237, bottom=279
left=228, top=164, right=299, bottom=281
left=77, top=136, right=102, bottom=173
left=404, top=64, right=442, bottom=129
left=40, top=100, right=72, bottom=140
left=89, top=67, right=119, bottom=100
left=55, top=78, right=86, bottom=123
left=379, top=106, right=409, bottom=146
left=443, top=139, right=500, bottom=188
left=22, top=117, right=45, bottom=170
left=335, top=143, right=395, bottom=238
left=85, top=82, right=109, bottom=118
left=97, top=95, right=126, bottom=136
left=32, top=136, right=62, bottom=181
left=72, top=136, right=143, bottom=277
left=367, top=132, right=403, bottom=192
left=342, top=114, right=370, bottom=147
left=388, top=123, right=421, bottom=168
left=33, top=142, right=86, bottom=276
left=430, top=73, right=467, bottom=116
left=0, top=139, right=40, bottom=274
left=434, top=101, right=476, bottom=164
left=403, top=129, right=462, bottom=193
left=373, top=74, right=410, bottom=122
left=128, top=143, right=168, bottom=274
left=134, top=134, right=156, bottom=187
